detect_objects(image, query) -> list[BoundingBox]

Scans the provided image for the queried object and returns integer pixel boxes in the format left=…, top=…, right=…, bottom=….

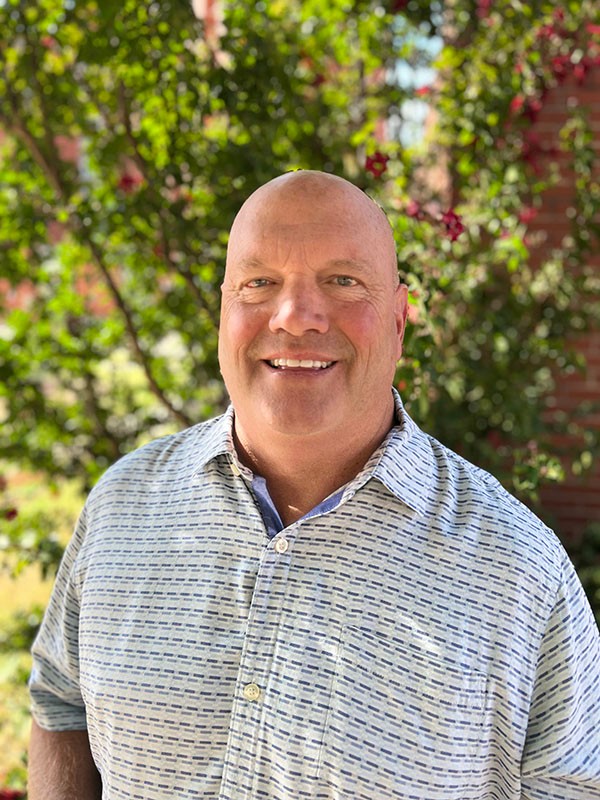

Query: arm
left=521, top=551, right=600, bottom=799
left=28, top=506, right=99, bottom=797
left=28, top=720, right=102, bottom=800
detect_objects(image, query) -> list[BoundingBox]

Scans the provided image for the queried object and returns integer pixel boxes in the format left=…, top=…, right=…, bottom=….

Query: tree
left=0, top=0, right=415, bottom=487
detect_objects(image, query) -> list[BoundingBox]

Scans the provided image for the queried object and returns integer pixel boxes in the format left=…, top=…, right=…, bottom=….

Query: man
left=29, top=171, right=600, bottom=799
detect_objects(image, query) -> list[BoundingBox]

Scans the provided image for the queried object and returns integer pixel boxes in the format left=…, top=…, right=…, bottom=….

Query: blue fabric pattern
left=29, top=392, right=600, bottom=799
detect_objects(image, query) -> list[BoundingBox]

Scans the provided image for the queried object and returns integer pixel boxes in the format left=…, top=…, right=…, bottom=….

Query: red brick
left=529, top=73, right=600, bottom=538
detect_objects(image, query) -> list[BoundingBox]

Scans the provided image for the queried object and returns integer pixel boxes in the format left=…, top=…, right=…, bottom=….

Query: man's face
left=218, top=176, right=408, bottom=446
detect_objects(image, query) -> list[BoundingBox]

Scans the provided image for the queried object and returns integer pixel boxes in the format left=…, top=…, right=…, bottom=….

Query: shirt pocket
left=317, top=624, right=487, bottom=800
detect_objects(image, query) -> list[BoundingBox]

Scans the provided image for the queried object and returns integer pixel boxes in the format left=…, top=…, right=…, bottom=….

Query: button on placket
left=274, top=536, right=289, bottom=554
left=243, top=682, right=261, bottom=702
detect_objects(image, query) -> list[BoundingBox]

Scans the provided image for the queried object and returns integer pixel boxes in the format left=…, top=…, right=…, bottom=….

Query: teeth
left=269, top=358, right=333, bottom=369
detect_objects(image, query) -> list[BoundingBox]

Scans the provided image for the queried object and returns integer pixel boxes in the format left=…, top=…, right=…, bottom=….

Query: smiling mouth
left=267, top=358, right=334, bottom=370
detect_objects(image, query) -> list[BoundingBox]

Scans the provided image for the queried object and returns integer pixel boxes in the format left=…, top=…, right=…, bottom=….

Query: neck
left=233, top=411, right=395, bottom=526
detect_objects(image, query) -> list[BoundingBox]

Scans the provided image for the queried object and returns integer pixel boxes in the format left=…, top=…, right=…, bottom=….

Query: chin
left=262, top=401, right=337, bottom=438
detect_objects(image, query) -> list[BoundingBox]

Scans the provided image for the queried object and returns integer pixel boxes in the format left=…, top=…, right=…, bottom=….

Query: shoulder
left=87, top=413, right=230, bottom=505
left=423, top=431, right=564, bottom=581
left=427, top=431, right=544, bottom=521
left=383, top=412, right=565, bottom=590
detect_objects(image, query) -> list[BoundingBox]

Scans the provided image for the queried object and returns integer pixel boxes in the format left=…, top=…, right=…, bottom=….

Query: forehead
left=226, top=178, right=397, bottom=279
left=229, top=223, right=380, bottom=277
left=229, top=205, right=384, bottom=258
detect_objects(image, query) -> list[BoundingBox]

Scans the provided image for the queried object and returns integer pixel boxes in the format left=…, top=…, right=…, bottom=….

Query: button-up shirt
left=30, top=392, right=600, bottom=799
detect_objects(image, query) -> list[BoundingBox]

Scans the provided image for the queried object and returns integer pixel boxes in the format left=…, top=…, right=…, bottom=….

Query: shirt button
left=274, top=537, right=289, bottom=553
left=243, top=682, right=261, bottom=702
left=230, top=461, right=241, bottom=477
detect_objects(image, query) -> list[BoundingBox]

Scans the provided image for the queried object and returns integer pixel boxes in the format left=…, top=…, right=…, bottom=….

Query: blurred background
left=0, top=0, right=599, bottom=792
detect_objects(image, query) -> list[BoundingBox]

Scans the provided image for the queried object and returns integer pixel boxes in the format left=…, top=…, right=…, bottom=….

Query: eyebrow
left=232, top=256, right=372, bottom=274
left=236, top=256, right=369, bottom=272
left=324, top=258, right=370, bottom=273
left=234, top=257, right=267, bottom=272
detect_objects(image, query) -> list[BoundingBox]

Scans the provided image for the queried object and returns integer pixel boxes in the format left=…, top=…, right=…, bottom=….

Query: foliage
left=1, top=0, right=599, bottom=790
left=0, top=0, right=597, bottom=491
left=0, top=0, right=412, bottom=489
left=568, top=522, right=600, bottom=627
left=394, top=0, right=600, bottom=487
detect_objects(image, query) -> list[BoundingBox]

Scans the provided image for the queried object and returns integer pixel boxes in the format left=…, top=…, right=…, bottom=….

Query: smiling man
left=218, top=171, right=407, bottom=523
left=29, top=171, right=600, bottom=800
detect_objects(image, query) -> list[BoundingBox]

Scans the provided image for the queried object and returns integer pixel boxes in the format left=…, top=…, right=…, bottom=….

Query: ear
left=394, top=283, right=409, bottom=360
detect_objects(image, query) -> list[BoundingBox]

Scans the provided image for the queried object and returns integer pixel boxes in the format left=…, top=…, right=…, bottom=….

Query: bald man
left=29, top=172, right=600, bottom=799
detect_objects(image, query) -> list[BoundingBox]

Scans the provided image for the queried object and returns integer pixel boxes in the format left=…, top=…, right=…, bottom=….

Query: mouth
left=266, top=358, right=335, bottom=370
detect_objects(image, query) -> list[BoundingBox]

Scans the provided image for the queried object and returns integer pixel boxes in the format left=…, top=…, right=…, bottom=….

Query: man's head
left=218, top=170, right=408, bottom=454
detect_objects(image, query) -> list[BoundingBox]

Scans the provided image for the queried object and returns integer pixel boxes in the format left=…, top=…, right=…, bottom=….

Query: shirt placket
left=219, top=515, right=299, bottom=798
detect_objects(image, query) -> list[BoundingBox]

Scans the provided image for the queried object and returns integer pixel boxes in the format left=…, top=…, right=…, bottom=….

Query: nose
left=268, top=280, right=329, bottom=336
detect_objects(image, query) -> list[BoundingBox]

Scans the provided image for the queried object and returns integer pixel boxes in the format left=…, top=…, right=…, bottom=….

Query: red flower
left=391, top=0, right=409, bottom=10
left=405, top=200, right=423, bottom=219
left=0, top=791, right=26, bottom=800
left=520, top=132, right=557, bottom=175
left=440, top=209, right=465, bottom=241
left=551, top=55, right=570, bottom=81
left=4, top=508, right=18, bottom=521
left=477, top=0, right=492, bottom=19
left=53, top=135, right=81, bottom=164
left=510, top=95, right=524, bottom=114
left=47, top=220, right=68, bottom=245
left=415, top=85, right=432, bottom=97
left=586, top=23, right=600, bottom=35
left=486, top=430, right=504, bottom=450
left=536, top=23, right=556, bottom=40
left=118, top=174, right=142, bottom=193
left=118, top=160, right=144, bottom=194
left=365, top=152, right=389, bottom=178
left=518, top=207, right=538, bottom=224
left=524, top=97, right=543, bottom=123
left=573, top=62, right=588, bottom=84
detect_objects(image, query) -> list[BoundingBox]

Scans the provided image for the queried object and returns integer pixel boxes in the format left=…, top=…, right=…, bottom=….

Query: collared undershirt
left=234, top=423, right=395, bottom=539
left=249, top=474, right=345, bottom=539
left=232, top=409, right=398, bottom=539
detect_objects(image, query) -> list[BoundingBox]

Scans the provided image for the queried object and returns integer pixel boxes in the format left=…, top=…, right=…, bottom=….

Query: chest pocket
left=317, top=625, right=487, bottom=800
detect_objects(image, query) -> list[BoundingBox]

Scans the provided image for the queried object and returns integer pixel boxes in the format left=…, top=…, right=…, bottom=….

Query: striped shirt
left=30, top=392, right=600, bottom=799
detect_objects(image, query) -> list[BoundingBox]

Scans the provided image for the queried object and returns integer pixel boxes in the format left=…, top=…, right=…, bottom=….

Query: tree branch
left=1, top=100, right=193, bottom=428
left=84, top=236, right=194, bottom=428
left=81, top=368, right=127, bottom=462
left=117, top=81, right=221, bottom=328
left=1, top=103, right=65, bottom=202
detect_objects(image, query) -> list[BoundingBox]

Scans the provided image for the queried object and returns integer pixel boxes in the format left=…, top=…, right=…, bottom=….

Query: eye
left=245, top=278, right=272, bottom=288
left=333, top=275, right=358, bottom=287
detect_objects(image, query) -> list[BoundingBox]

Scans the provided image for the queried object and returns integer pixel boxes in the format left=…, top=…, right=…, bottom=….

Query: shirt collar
left=190, top=405, right=235, bottom=477
left=370, top=389, right=433, bottom=516
left=190, top=389, right=433, bottom=516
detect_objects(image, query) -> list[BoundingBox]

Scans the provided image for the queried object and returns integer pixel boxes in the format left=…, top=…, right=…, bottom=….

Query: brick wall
left=529, top=68, right=600, bottom=540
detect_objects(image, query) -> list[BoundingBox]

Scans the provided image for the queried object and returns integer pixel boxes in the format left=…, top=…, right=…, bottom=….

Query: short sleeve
left=521, top=548, right=600, bottom=799
left=29, top=507, right=89, bottom=731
